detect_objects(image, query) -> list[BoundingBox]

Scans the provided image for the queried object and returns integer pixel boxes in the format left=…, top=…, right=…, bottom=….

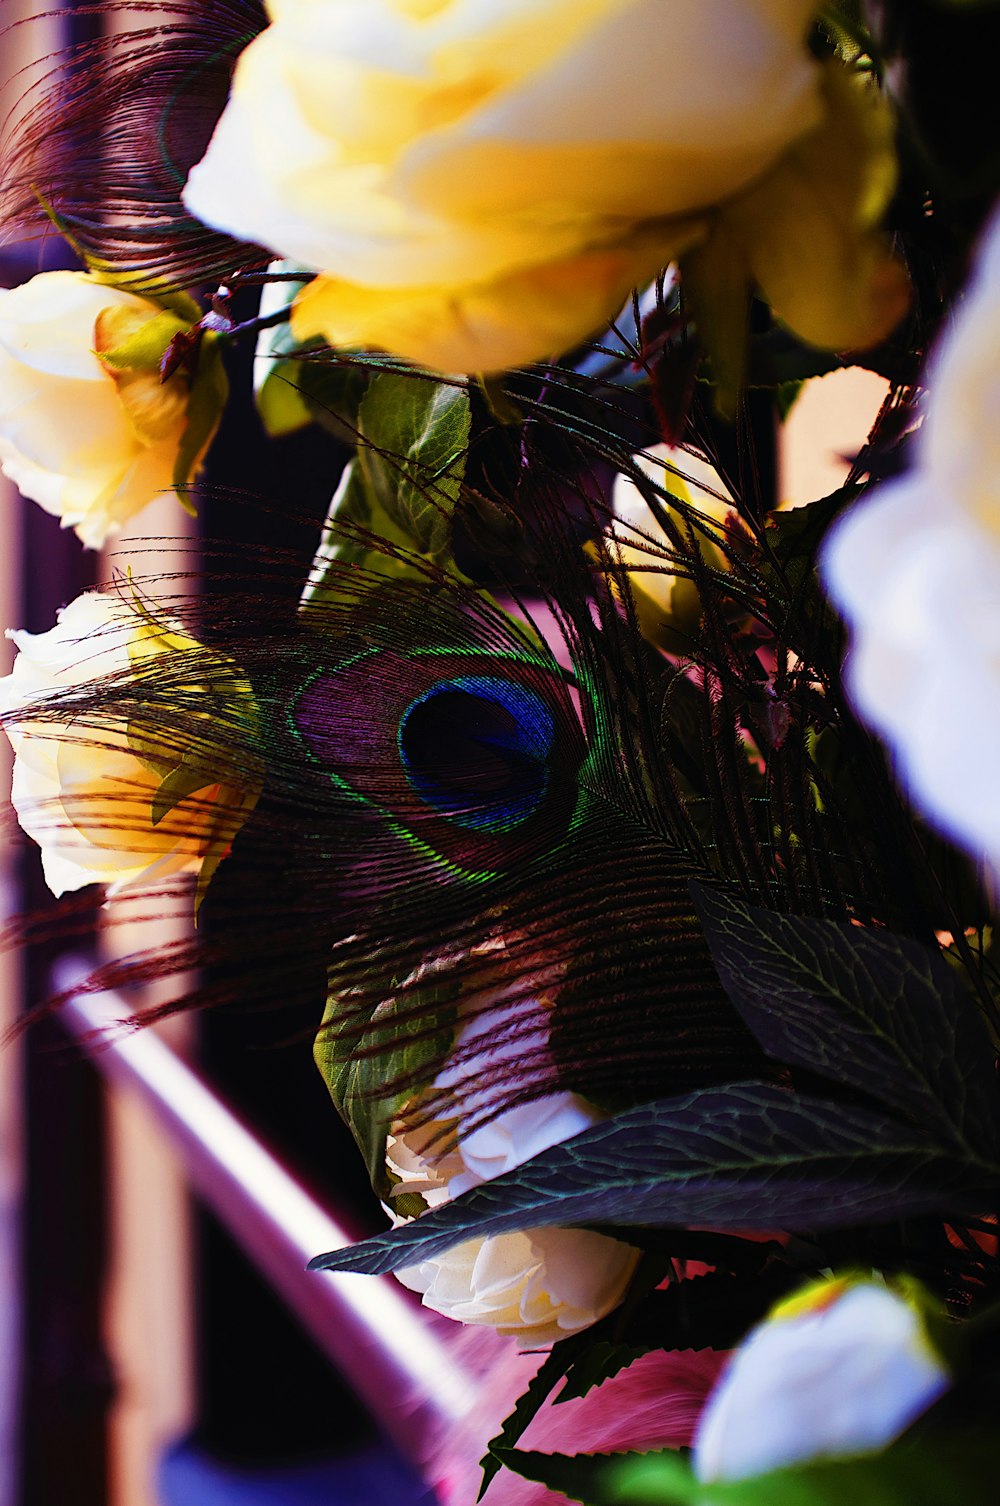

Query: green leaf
left=255, top=359, right=313, bottom=437
left=314, top=965, right=457, bottom=1198
left=296, top=359, right=369, bottom=444
left=97, top=310, right=192, bottom=372
left=357, top=373, right=471, bottom=558
left=496, top=1433, right=1000, bottom=1506
left=298, top=372, right=471, bottom=621
left=479, top=1260, right=678, bottom=1497
left=307, top=1082, right=998, bottom=1276
left=172, top=330, right=228, bottom=498
left=690, top=884, right=1000, bottom=1159
left=150, top=761, right=219, bottom=827
left=298, top=458, right=429, bottom=619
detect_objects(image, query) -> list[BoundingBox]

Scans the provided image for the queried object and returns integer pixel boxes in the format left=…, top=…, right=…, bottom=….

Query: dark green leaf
left=295, top=358, right=368, bottom=444
left=478, top=1332, right=596, bottom=1498
left=691, top=884, right=1000, bottom=1158
left=479, top=1258, right=679, bottom=1496
left=766, top=484, right=863, bottom=566
left=307, top=1083, right=997, bottom=1275
left=552, top=1340, right=653, bottom=1406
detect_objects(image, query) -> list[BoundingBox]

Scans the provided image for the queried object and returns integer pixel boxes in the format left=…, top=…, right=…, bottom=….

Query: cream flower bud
left=694, top=1277, right=951, bottom=1482
left=0, top=272, right=210, bottom=548
left=183, top=0, right=822, bottom=372
left=0, top=591, right=261, bottom=900
left=394, top=1224, right=639, bottom=1347
left=611, top=445, right=734, bottom=649
left=821, top=208, right=1000, bottom=873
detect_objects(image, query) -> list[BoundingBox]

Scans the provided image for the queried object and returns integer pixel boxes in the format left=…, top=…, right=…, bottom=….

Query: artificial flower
left=0, top=271, right=220, bottom=548
left=183, top=0, right=824, bottom=372
left=693, top=1276, right=951, bottom=1482
left=393, top=1222, right=640, bottom=1347
left=821, top=208, right=1000, bottom=874
left=0, top=590, right=262, bottom=901
left=386, top=1005, right=639, bottom=1345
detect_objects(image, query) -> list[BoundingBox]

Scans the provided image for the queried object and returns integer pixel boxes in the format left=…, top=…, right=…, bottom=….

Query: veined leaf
left=357, top=373, right=471, bottom=558
left=307, top=1083, right=998, bottom=1275
left=691, top=884, right=1000, bottom=1158
left=300, top=373, right=472, bottom=617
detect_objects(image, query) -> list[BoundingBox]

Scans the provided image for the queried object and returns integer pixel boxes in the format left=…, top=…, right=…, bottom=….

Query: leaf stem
left=215, top=303, right=296, bottom=343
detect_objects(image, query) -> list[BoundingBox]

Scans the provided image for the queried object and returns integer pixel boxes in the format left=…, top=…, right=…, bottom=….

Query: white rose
left=694, top=1277, right=951, bottom=1482
left=0, top=272, right=205, bottom=548
left=394, top=1223, right=639, bottom=1347
left=821, top=209, right=1000, bottom=873
left=387, top=1017, right=639, bottom=1344
left=0, top=591, right=261, bottom=899
left=184, top=0, right=822, bottom=371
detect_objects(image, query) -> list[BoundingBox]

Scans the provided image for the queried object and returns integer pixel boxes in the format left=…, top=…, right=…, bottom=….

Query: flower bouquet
left=3, top=1, right=1000, bottom=1501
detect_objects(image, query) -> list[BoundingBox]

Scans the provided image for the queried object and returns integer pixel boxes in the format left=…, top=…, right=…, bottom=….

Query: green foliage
left=479, top=1266, right=803, bottom=1496
left=308, top=1078, right=998, bottom=1275
left=357, top=374, right=471, bottom=555
left=314, top=964, right=458, bottom=1198
left=96, top=309, right=192, bottom=371
left=691, top=884, right=1000, bottom=1158
left=491, top=1434, right=1000, bottom=1506
left=300, top=372, right=472, bottom=618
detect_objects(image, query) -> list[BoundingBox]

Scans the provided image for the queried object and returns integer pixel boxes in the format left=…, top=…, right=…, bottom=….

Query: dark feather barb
left=1, top=1, right=266, bottom=288
left=3, top=353, right=993, bottom=1134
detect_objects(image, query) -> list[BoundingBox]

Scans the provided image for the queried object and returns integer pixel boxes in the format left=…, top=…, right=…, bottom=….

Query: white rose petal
left=821, top=208, right=1000, bottom=873
left=694, top=1281, right=951, bottom=1482
left=386, top=992, right=639, bottom=1345
left=395, top=1223, right=638, bottom=1346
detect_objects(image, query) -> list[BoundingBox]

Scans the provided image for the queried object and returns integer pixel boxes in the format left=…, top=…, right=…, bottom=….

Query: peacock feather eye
left=289, top=638, right=584, bottom=879
left=397, top=675, right=555, bottom=833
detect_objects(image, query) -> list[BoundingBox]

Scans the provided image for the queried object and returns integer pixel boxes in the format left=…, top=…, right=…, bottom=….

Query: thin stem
left=216, top=303, right=295, bottom=343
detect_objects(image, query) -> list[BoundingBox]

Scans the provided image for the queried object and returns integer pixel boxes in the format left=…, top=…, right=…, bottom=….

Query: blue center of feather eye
left=398, top=676, right=555, bottom=832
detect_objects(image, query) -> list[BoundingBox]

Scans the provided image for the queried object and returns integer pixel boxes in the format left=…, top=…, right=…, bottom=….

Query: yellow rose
left=184, top=0, right=823, bottom=372
left=0, top=272, right=221, bottom=548
left=0, top=591, right=261, bottom=901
